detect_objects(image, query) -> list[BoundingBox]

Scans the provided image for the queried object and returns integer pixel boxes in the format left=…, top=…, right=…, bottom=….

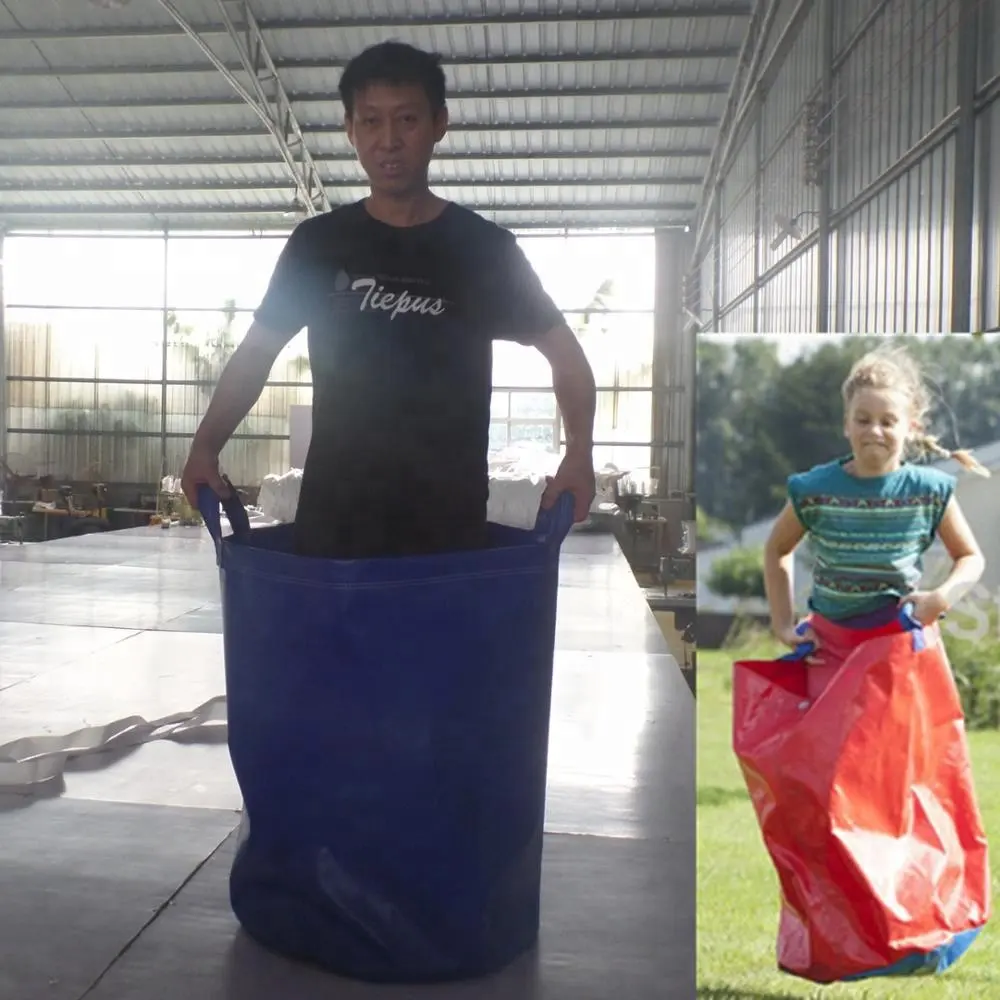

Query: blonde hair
left=841, top=345, right=990, bottom=477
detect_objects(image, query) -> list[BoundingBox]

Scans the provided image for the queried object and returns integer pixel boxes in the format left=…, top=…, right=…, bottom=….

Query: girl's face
left=844, top=387, right=916, bottom=472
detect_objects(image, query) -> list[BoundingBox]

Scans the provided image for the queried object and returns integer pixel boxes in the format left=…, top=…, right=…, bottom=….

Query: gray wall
left=690, top=0, right=997, bottom=333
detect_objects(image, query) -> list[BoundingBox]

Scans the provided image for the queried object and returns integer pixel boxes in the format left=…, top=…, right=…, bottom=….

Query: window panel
left=584, top=445, right=657, bottom=488
left=594, top=389, right=653, bottom=443
left=509, top=391, right=557, bottom=419
left=568, top=311, right=654, bottom=388
left=490, top=391, right=511, bottom=419
left=517, top=234, right=655, bottom=312
left=6, top=430, right=162, bottom=484
left=492, top=313, right=654, bottom=391
left=7, top=380, right=162, bottom=435
left=166, top=235, right=287, bottom=309
left=493, top=341, right=553, bottom=388
left=5, top=308, right=165, bottom=381
left=163, top=435, right=292, bottom=488
left=509, top=422, right=558, bottom=449
left=165, top=311, right=309, bottom=383
left=5, top=236, right=165, bottom=309
left=163, top=383, right=312, bottom=438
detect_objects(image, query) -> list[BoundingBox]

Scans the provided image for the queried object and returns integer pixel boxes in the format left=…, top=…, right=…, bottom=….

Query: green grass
left=697, top=645, right=1000, bottom=1000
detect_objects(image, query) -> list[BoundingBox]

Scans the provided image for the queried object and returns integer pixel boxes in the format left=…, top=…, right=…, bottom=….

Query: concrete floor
left=0, top=525, right=694, bottom=1000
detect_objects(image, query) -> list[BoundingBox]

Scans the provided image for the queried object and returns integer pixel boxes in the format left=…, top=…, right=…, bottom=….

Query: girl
left=764, top=344, right=988, bottom=698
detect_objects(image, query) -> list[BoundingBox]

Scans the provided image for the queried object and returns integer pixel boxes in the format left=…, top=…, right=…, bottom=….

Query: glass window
left=594, top=389, right=653, bottom=443
left=164, top=310, right=309, bottom=384
left=488, top=422, right=510, bottom=452
left=493, top=341, right=553, bottom=388
left=567, top=311, right=654, bottom=388
left=163, top=435, right=292, bottom=488
left=164, top=383, right=312, bottom=438
left=491, top=391, right=511, bottom=419
left=164, top=307, right=248, bottom=383
left=5, top=307, right=165, bottom=381
left=517, top=233, right=655, bottom=313
left=7, top=380, right=162, bottom=435
left=509, top=391, right=557, bottom=419
left=166, top=235, right=287, bottom=309
left=509, top=422, right=559, bottom=449
left=581, top=445, right=657, bottom=489
left=5, top=235, right=166, bottom=309
left=6, top=430, right=162, bottom=484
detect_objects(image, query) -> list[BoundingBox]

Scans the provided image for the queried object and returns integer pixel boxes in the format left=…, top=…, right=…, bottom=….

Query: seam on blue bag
left=225, top=563, right=548, bottom=591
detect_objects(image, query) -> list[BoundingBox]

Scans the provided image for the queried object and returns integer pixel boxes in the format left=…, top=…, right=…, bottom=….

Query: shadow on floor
left=697, top=786, right=748, bottom=808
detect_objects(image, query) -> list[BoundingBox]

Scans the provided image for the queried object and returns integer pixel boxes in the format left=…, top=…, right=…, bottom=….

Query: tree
left=697, top=335, right=1000, bottom=529
left=166, top=298, right=240, bottom=399
left=707, top=547, right=767, bottom=601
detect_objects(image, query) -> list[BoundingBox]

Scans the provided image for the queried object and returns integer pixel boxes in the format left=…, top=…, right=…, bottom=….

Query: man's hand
left=180, top=444, right=229, bottom=507
left=540, top=448, right=595, bottom=523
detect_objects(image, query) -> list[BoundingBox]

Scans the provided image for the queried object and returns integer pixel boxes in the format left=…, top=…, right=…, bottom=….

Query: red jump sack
left=732, top=608, right=990, bottom=983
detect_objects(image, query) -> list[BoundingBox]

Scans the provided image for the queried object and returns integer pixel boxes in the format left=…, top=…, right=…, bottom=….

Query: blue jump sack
left=198, top=485, right=575, bottom=983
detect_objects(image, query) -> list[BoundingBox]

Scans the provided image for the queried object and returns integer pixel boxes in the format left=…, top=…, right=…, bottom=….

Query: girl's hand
left=901, top=590, right=948, bottom=625
left=774, top=621, right=819, bottom=652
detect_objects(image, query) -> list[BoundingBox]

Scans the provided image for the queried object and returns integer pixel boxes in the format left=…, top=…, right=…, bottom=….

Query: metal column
left=653, top=228, right=695, bottom=496
left=0, top=231, right=5, bottom=472
left=160, top=231, right=170, bottom=481
left=815, top=0, right=834, bottom=332
left=951, top=0, right=979, bottom=331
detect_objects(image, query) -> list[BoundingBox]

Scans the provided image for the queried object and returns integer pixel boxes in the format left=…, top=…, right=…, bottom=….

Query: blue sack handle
left=197, top=480, right=251, bottom=555
left=780, top=602, right=925, bottom=661
left=542, top=491, right=577, bottom=546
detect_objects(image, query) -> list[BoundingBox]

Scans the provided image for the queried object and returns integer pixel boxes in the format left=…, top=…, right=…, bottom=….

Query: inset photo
left=697, top=333, right=999, bottom=998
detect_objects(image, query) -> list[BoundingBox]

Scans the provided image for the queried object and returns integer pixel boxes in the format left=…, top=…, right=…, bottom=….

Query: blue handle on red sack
left=197, top=479, right=251, bottom=555
left=781, top=602, right=925, bottom=661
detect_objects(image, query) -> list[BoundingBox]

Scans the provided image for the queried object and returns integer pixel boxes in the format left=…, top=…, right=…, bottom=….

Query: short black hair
left=339, top=42, right=447, bottom=118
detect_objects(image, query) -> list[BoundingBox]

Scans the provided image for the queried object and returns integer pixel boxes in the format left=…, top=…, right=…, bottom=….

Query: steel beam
left=0, top=6, right=753, bottom=42
left=0, top=84, right=729, bottom=111
left=694, top=0, right=815, bottom=254
left=951, top=0, right=979, bottom=332
left=0, top=150, right=714, bottom=169
left=815, top=0, right=834, bottom=333
left=0, top=49, right=742, bottom=78
left=2, top=118, right=721, bottom=142
left=156, top=0, right=329, bottom=215
left=0, top=178, right=703, bottom=194
left=692, top=0, right=778, bottom=254
left=0, top=202, right=696, bottom=217
left=1, top=220, right=687, bottom=234
left=0, top=230, right=5, bottom=469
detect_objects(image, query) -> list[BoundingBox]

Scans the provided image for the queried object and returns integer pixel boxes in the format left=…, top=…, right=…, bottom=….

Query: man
left=182, top=41, right=596, bottom=559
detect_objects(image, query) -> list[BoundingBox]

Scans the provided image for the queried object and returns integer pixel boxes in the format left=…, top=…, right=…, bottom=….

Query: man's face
left=345, top=82, right=447, bottom=196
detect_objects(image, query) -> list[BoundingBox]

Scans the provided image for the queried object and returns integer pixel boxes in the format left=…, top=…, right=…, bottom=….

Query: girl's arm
left=910, top=496, right=985, bottom=622
left=764, top=501, right=808, bottom=647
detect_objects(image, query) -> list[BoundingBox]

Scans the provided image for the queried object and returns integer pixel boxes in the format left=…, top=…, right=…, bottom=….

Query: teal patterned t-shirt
left=787, top=457, right=955, bottom=621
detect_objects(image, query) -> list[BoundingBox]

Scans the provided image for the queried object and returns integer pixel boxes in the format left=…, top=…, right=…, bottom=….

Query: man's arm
left=533, top=324, right=597, bottom=521
left=181, top=321, right=292, bottom=502
left=534, top=323, right=596, bottom=454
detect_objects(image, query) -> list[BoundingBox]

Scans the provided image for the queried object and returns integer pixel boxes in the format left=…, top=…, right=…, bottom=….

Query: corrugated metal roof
left=0, top=0, right=750, bottom=231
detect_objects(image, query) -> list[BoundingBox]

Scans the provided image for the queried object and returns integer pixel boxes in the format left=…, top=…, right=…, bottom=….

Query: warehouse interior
left=690, top=0, right=1000, bottom=333
left=0, top=1, right=720, bottom=999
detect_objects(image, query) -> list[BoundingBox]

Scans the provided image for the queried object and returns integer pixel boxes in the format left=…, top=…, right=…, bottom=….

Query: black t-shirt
left=253, top=200, right=563, bottom=556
